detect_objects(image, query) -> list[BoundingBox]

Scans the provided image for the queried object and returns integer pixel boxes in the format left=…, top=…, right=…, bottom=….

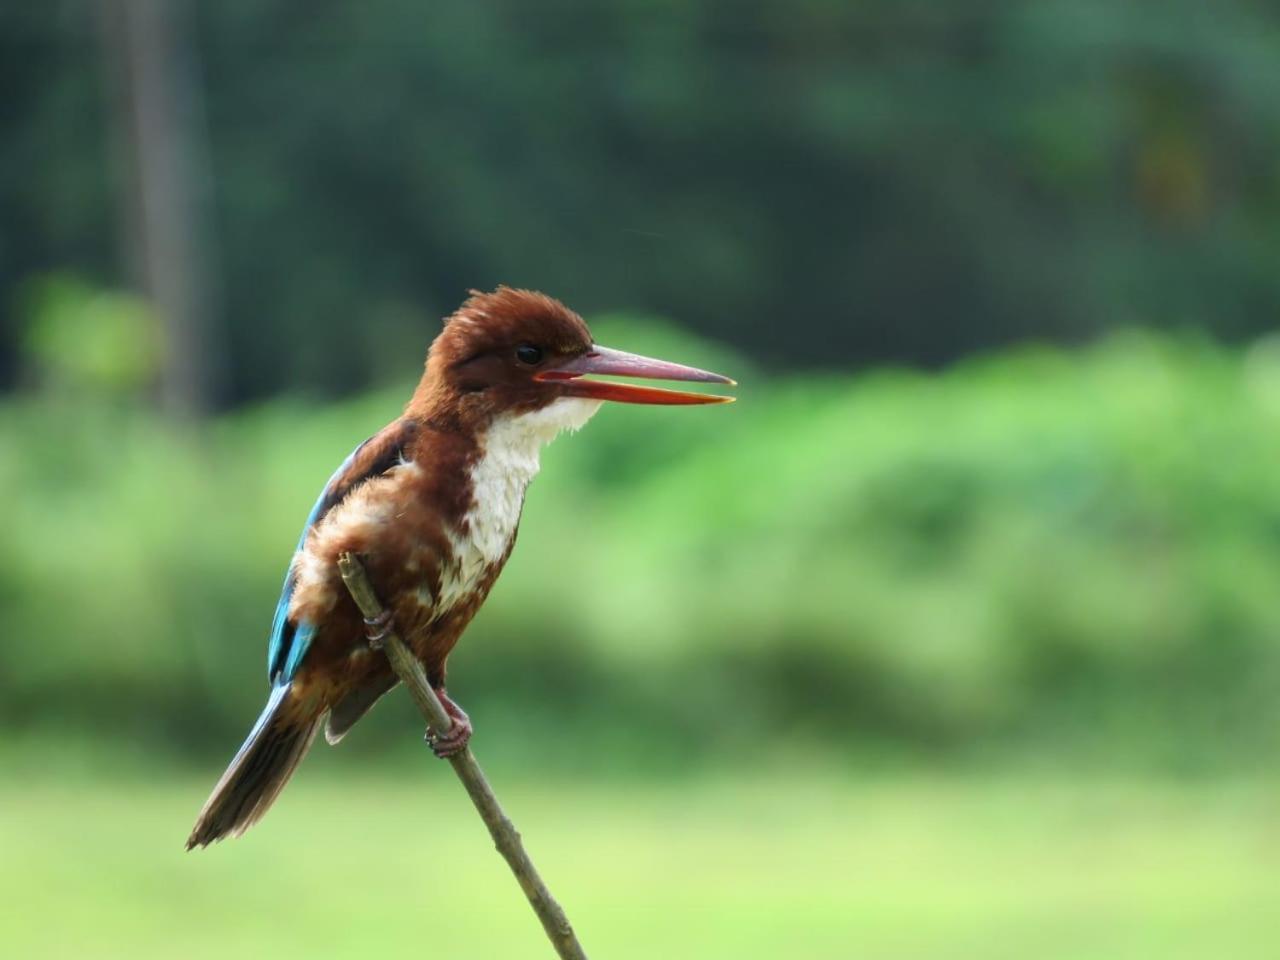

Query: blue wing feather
left=266, top=446, right=363, bottom=682
left=265, top=421, right=416, bottom=683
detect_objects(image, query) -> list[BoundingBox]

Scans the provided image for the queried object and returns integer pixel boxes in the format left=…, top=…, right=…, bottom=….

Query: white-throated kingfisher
left=187, top=287, right=734, bottom=847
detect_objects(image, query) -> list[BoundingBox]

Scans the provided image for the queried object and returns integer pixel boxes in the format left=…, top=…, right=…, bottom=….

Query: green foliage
left=4, top=320, right=1279, bottom=769
left=19, top=272, right=159, bottom=395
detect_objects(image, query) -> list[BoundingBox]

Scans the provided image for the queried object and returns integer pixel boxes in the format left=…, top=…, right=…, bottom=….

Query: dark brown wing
left=266, top=417, right=419, bottom=682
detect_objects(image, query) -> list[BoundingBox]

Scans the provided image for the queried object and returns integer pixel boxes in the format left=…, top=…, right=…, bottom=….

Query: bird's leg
left=362, top=609, right=393, bottom=650
left=425, top=688, right=473, bottom=758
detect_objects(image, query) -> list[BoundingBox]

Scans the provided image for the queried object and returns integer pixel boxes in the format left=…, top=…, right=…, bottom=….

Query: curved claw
left=426, top=722, right=472, bottom=758
left=362, top=609, right=393, bottom=649
left=425, top=689, right=473, bottom=758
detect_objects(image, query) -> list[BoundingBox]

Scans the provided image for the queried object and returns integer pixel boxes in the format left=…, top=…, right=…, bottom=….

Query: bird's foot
left=425, top=689, right=472, bottom=758
left=362, top=609, right=394, bottom=650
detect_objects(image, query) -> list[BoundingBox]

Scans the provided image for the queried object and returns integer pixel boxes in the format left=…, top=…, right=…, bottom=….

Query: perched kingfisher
left=187, top=287, right=733, bottom=848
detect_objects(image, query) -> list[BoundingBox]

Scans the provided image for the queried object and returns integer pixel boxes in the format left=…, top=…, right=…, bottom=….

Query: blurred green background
left=4, top=3, right=1280, bottom=958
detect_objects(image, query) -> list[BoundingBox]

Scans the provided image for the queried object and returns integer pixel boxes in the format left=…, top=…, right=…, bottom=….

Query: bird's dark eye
left=515, top=344, right=543, bottom=366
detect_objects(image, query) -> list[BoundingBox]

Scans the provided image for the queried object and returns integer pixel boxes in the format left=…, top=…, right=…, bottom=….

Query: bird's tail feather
left=186, top=684, right=320, bottom=849
left=325, top=674, right=398, bottom=745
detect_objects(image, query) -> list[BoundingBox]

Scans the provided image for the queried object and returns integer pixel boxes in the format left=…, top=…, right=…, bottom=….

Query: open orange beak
left=535, top=344, right=736, bottom=405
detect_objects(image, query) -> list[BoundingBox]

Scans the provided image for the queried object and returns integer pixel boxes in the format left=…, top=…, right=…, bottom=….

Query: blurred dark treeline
left=4, top=0, right=1280, bottom=410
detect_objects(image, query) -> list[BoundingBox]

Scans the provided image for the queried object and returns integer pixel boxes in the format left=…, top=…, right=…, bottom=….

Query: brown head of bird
left=408, top=286, right=734, bottom=429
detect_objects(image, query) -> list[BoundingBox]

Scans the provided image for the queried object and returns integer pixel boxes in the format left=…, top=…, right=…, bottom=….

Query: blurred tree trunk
left=96, top=0, right=221, bottom=419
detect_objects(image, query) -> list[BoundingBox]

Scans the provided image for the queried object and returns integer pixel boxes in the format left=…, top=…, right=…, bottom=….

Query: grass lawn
left=3, top=769, right=1276, bottom=959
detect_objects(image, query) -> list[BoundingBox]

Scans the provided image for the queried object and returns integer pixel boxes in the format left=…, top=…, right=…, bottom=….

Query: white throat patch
left=436, top=397, right=603, bottom=611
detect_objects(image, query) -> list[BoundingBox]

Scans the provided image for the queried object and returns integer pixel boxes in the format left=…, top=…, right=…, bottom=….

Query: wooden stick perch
left=337, top=553, right=588, bottom=960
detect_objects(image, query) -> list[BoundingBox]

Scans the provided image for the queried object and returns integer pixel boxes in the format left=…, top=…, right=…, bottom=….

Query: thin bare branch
left=337, top=553, right=588, bottom=960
